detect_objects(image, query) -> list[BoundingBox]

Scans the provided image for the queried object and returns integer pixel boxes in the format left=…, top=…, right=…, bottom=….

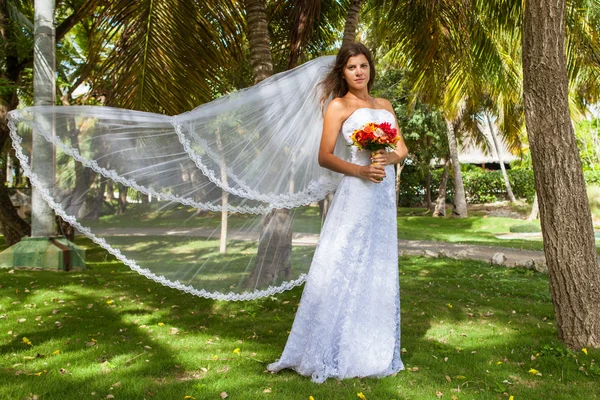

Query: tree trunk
left=433, top=160, right=450, bottom=217
left=243, top=0, right=293, bottom=287
left=215, top=129, right=228, bottom=254
left=342, top=0, right=364, bottom=46
left=523, top=0, right=600, bottom=348
left=0, top=0, right=31, bottom=244
left=287, top=0, right=320, bottom=70
left=445, top=118, right=468, bottom=218
left=425, top=165, right=433, bottom=211
left=83, top=178, right=106, bottom=221
left=485, top=112, right=517, bottom=202
left=30, top=0, right=57, bottom=237
left=0, top=171, right=30, bottom=244
left=244, top=0, right=273, bottom=84
left=394, top=162, right=404, bottom=207
left=527, top=192, right=539, bottom=221
left=117, top=183, right=128, bottom=215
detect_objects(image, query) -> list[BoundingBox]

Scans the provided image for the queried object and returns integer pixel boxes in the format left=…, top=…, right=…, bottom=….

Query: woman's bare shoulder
left=373, top=97, right=394, bottom=113
left=325, top=97, right=351, bottom=120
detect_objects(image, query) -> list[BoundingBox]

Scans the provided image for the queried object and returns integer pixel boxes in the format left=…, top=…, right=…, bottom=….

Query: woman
left=267, top=42, right=408, bottom=383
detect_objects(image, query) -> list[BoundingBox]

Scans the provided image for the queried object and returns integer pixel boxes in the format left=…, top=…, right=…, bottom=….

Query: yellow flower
left=528, top=368, right=540, bottom=375
left=446, top=303, right=452, bottom=308
left=52, top=350, right=61, bottom=355
left=213, top=355, right=219, bottom=360
left=496, top=361, right=503, bottom=365
left=509, top=396, right=514, bottom=400
left=106, top=300, right=113, bottom=304
left=309, top=397, right=315, bottom=400
left=22, top=337, right=32, bottom=346
left=184, top=396, right=195, bottom=399
left=357, top=393, right=366, bottom=400
left=233, top=348, right=241, bottom=355
left=582, top=348, right=588, bottom=355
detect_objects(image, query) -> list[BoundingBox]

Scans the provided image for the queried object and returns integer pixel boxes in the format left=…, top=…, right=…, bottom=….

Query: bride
left=266, top=42, right=408, bottom=383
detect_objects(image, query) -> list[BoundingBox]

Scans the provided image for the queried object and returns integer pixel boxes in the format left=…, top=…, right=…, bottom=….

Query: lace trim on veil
left=8, top=113, right=308, bottom=300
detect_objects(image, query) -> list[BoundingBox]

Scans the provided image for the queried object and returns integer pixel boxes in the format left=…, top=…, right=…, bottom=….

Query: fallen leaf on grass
left=18, top=318, right=26, bottom=323
left=86, top=341, right=96, bottom=347
left=263, top=388, right=272, bottom=393
left=218, top=366, right=229, bottom=373
left=407, top=367, right=419, bottom=372
left=52, top=350, right=60, bottom=355
left=220, top=392, right=228, bottom=399
left=184, top=396, right=195, bottom=399
left=445, top=375, right=451, bottom=382
left=436, top=390, right=443, bottom=398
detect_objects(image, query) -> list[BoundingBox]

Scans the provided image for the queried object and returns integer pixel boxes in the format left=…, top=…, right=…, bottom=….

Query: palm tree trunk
left=0, top=0, right=31, bottom=244
left=214, top=129, right=228, bottom=254
left=445, top=118, right=468, bottom=218
left=485, top=112, right=517, bottom=202
left=245, top=0, right=273, bottom=84
left=31, top=0, right=56, bottom=237
left=425, top=165, right=433, bottom=211
left=243, top=0, right=292, bottom=288
left=527, top=192, right=539, bottom=221
left=433, top=160, right=450, bottom=217
left=342, top=0, right=363, bottom=46
left=394, top=162, right=404, bottom=207
left=287, top=0, right=320, bottom=69
left=523, top=0, right=600, bottom=348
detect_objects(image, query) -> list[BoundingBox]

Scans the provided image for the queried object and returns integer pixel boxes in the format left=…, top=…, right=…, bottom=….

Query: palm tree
left=342, top=0, right=364, bottom=46
left=523, top=0, right=600, bottom=348
left=0, top=0, right=103, bottom=245
left=30, top=0, right=57, bottom=237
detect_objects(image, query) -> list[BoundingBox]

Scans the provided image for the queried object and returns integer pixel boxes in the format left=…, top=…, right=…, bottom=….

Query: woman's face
left=343, top=54, right=370, bottom=91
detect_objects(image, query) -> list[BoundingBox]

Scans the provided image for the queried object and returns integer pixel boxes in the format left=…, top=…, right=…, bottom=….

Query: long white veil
left=8, top=55, right=349, bottom=300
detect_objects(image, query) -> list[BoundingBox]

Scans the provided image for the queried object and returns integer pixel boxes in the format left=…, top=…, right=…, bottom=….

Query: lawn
left=84, top=203, right=600, bottom=254
left=0, top=238, right=598, bottom=400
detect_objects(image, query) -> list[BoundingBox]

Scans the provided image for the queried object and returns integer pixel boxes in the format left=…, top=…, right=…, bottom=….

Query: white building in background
left=457, top=123, right=519, bottom=168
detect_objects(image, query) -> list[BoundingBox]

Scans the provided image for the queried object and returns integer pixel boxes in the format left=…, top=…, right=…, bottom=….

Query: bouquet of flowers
left=350, top=122, right=400, bottom=152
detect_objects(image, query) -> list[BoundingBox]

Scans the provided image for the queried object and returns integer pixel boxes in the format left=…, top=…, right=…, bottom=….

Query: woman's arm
left=318, top=99, right=387, bottom=183
left=370, top=99, right=408, bottom=166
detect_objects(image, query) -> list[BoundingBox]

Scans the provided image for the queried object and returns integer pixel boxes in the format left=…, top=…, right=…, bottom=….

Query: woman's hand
left=357, top=163, right=386, bottom=183
left=370, top=149, right=390, bottom=165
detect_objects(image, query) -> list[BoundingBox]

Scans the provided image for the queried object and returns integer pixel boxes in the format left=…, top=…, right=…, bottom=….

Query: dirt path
left=87, top=226, right=549, bottom=265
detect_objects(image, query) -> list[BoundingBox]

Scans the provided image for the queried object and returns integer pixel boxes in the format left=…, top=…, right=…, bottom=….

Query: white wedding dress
left=267, top=108, right=404, bottom=383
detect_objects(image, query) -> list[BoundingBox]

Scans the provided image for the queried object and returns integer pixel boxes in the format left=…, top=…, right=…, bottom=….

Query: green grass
left=1, top=238, right=598, bottom=400
left=396, top=207, right=600, bottom=254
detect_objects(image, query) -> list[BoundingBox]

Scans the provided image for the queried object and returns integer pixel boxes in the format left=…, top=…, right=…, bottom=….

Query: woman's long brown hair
left=319, top=42, right=376, bottom=109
